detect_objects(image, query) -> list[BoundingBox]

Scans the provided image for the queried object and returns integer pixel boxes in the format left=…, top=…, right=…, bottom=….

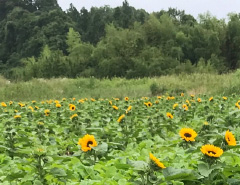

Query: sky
left=58, top=0, right=240, bottom=19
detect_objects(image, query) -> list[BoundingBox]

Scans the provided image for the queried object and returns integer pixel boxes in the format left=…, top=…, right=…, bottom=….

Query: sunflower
left=1, top=102, right=7, bottom=107
left=182, top=104, right=188, bottom=111
left=56, top=103, right=61, bottom=108
left=179, top=128, right=197, bottom=142
left=180, top=93, right=184, bottom=97
left=62, top=98, right=66, bottom=101
left=144, top=102, right=152, bottom=107
left=44, top=109, right=50, bottom=116
left=112, top=105, right=118, bottom=110
left=157, top=96, right=162, bottom=99
left=72, top=98, right=76, bottom=101
left=70, top=114, right=78, bottom=120
left=14, top=115, right=21, bottom=119
left=186, top=100, right=190, bottom=104
left=126, top=106, right=132, bottom=114
left=209, top=97, right=213, bottom=102
left=149, top=153, right=166, bottom=169
left=78, top=99, right=85, bottom=103
left=78, top=134, right=97, bottom=152
left=155, top=100, right=159, bottom=104
left=200, top=144, right=223, bottom=158
left=166, top=112, right=173, bottom=119
left=197, top=98, right=201, bottom=103
left=9, top=101, right=13, bottom=105
left=222, top=97, right=227, bottom=101
left=109, top=101, right=113, bottom=105
left=124, top=97, right=129, bottom=101
left=54, top=100, right=59, bottom=104
left=114, top=98, right=120, bottom=101
left=225, top=130, right=236, bottom=146
left=32, top=100, right=36, bottom=104
left=167, top=96, right=175, bottom=100
left=173, top=103, right=178, bottom=109
left=117, top=114, right=125, bottom=123
left=69, top=104, right=76, bottom=111
left=28, top=106, right=34, bottom=112
left=91, top=98, right=96, bottom=102
left=35, top=106, right=39, bottom=110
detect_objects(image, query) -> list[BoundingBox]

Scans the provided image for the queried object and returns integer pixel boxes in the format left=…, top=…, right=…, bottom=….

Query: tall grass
left=0, top=72, right=239, bottom=101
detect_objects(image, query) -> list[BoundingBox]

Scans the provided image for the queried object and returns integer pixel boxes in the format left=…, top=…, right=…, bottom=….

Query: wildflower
left=149, top=153, right=166, bottom=169
left=78, top=134, right=98, bottom=152
left=201, top=144, right=223, bottom=158
left=225, top=130, right=236, bottom=146
left=117, top=114, right=125, bottom=123
left=166, top=112, right=173, bottom=119
left=179, top=128, right=197, bottom=142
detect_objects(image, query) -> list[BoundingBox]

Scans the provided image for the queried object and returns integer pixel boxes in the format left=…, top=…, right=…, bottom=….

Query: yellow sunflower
left=91, top=98, right=96, bottom=102
left=69, top=104, right=76, bottom=111
left=223, top=97, right=227, bottom=101
left=54, top=100, right=59, bottom=104
left=179, top=128, right=197, bottom=142
left=78, top=99, right=85, bottom=103
left=14, top=115, right=21, bottom=119
left=180, top=93, right=184, bottom=97
left=109, top=101, right=113, bottom=105
left=157, top=96, right=162, bottom=99
left=200, top=144, right=223, bottom=158
left=117, top=114, right=125, bottom=123
left=209, top=97, right=213, bottom=102
left=70, top=114, right=78, bottom=120
left=182, top=104, right=188, bottom=111
left=124, top=97, right=129, bottom=101
left=149, top=153, right=166, bottom=169
left=225, top=130, right=236, bottom=146
left=78, top=134, right=98, bottom=152
left=126, top=106, right=132, bottom=114
left=112, top=105, right=118, bottom=110
left=44, top=109, right=50, bottom=116
left=1, top=102, right=7, bottom=107
left=197, top=98, right=201, bottom=103
left=166, top=112, right=173, bottom=119
left=173, top=103, right=178, bottom=110
left=155, top=100, right=159, bottom=104
left=56, top=103, right=61, bottom=108
left=144, top=102, right=152, bottom=107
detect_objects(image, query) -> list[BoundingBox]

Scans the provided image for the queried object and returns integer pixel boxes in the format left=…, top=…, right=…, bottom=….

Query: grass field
left=0, top=72, right=240, bottom=101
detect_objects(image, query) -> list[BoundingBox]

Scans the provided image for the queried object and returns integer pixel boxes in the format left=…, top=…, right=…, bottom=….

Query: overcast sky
left=58, top=0, right=240, bottom=19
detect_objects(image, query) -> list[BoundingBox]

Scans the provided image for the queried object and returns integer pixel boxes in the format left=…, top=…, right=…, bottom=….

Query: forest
left=1, top=0, right=240, bottom=80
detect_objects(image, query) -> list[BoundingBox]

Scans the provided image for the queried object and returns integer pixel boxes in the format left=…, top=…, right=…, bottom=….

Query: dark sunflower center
left=87, top=141, right=93, bottom=147
left=208, top=151, right=216, bottom=155
left=184, top=133, right=192, bottom=138
left=72, top=107, right=74, bottom=110
left=227, top=137, right=231, bottom=141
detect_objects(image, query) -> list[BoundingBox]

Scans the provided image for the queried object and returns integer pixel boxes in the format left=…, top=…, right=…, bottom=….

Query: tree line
left=1, top=0, right=240, bottom=80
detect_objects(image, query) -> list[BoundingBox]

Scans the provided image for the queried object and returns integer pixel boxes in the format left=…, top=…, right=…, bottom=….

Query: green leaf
left=50, top=168, right=67, bottom=177
left=198, top=163, right=212, bottom=177
left=127, top=159, right=148, bottom=171
left=163, top=167, right=200, bottom=181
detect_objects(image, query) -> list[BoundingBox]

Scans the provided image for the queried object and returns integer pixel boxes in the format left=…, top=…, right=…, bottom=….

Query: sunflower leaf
left=163, top=167, right=200, bottom=180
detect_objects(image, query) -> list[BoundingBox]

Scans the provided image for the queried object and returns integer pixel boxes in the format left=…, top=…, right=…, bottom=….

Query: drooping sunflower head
left=126, top=106, right=132, bottom=114
left=70, top=113, right=78, bottom=120
left=209, top=97, right=213, bottom=102
left=149, top=153, right=166, bottom=169
left=109, top=101, right=113, bottom=105
left=179, top=128, right=197, bottom=142
left=225, top=130, right=236, bottom=146
left=112, top=105, right=118, bottom=110
left=14, top=115, right=21, bottom=119
left=166, top=112, right=173, bottom=119
left=117, top=114, right=125, bottom=123
left=69, top=104, right=76, bottom=111
left=200, top=144, right=223, bottom=158
left=78, top=134, right=98, bottom=152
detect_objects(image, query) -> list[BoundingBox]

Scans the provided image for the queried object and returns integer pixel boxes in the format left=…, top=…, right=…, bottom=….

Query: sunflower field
left=0, top=94, right=240, bottom=185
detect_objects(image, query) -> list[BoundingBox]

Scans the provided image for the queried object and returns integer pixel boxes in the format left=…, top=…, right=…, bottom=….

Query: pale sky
left=58, top=0, right=240, bottom=19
